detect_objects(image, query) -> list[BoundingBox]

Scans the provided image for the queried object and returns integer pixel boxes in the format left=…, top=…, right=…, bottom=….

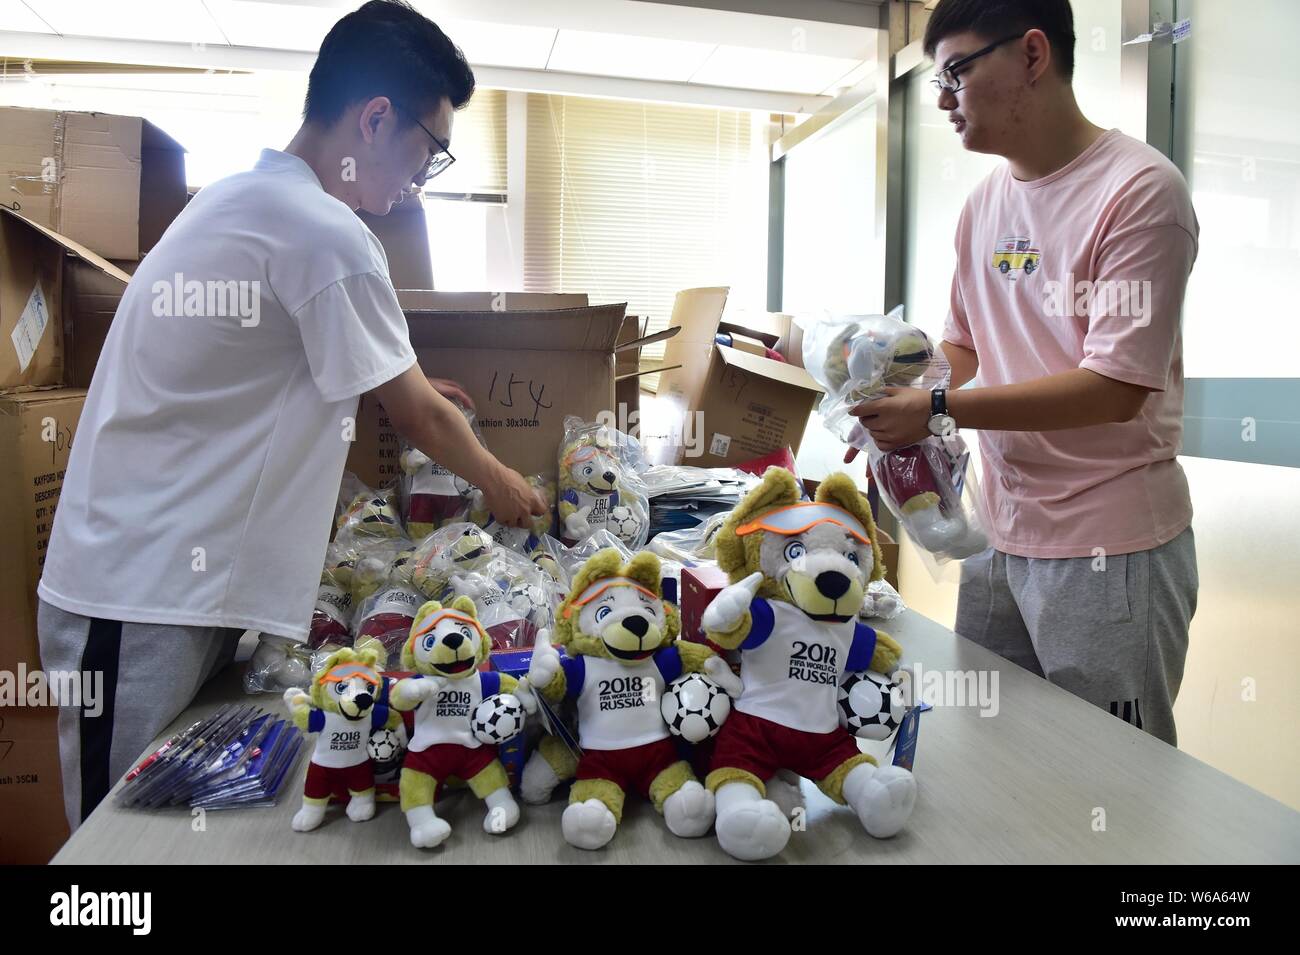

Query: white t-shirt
left=734, top=598, right=878, bottom=733
left=563, top=649, right=681, bottom=750
left=307, top=707, right=374, bottom=770
left=38, top=149, right=417, bottom=637
left=407, top=672, right=501, bottom=752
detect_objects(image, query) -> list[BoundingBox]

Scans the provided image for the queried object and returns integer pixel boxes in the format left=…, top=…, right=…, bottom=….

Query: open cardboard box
left=655, top=287, right=822, bottom=468
left=345, top=291, right=676, bottom=487
left=1, top=208, right=132, bottom=393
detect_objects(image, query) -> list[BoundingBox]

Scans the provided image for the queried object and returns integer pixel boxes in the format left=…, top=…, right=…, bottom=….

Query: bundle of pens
left=116, top=704, right=304, bottom=810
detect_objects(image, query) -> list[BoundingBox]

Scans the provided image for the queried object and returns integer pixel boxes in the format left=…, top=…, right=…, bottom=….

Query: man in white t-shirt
left=36, top=0, right=545, bottom=828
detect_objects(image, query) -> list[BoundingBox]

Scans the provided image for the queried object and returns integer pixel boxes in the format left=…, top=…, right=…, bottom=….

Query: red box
left=680, top=564, right=734, bottom=645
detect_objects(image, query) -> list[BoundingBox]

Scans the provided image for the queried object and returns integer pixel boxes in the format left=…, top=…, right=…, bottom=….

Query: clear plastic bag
left=859, top=578, right=907, bottom=621
left=648, top=510, right=729, bottom=564
left=244, top=634, right=313, bottom=694
left=475, top=474, right=558, bottom=556
left=557, top=415, right=650, bottom=550
left=555, top=528, right=633, bottom=583
left=801, top=309, right=987, bottom=565
left=308, top=543, right=354, bottom=650
left=335, top=474, right=405, bottom=544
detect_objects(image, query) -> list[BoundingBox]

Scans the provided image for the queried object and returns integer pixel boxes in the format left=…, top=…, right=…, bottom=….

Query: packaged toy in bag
left=557, top=415, right=650, bottom=550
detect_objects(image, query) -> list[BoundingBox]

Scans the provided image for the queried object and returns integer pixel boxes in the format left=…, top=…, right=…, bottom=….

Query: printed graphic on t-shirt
left=597, top=673, right=652, bottom=711
left=435, top=688, right=474, bottom=719
left=991, top=234, right=1041, bottom=279
left=786, top=639, right=840, bottom=685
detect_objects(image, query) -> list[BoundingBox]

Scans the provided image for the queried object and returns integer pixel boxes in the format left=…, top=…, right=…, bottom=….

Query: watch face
left=929, top=414, right=956, bottom=437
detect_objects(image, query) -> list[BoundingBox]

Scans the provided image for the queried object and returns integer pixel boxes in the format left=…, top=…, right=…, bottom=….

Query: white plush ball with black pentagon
left=606, top=505, right=642, bottom=544
left=838, top=670, right=906, bottom=741
left=367, top=724, right=407, bottom=776
left=661, top=673, right=731, bottom=743
left=471, top=693, right=525, bottom=744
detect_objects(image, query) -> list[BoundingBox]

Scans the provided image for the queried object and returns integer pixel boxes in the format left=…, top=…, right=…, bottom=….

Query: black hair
left=303, top=0, right=475, bottom=126
left=923, top=0, right=1076, bottom=80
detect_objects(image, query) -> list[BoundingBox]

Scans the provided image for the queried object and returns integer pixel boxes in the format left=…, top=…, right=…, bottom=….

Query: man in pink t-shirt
left=853, top=0, right=1198, bottom=745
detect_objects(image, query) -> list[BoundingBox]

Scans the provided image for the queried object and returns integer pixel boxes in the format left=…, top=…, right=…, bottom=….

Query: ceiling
left=0, top=0, right=883, bottom=111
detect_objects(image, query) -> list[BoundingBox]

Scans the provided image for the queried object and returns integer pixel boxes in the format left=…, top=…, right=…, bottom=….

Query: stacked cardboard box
left=0, top=105, right=189, bottom=862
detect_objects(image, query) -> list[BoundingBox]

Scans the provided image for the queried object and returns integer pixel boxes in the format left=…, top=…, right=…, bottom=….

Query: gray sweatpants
left=36, top=598, right=243, bottom=831
left=954, top=526, right=1197, bottom=745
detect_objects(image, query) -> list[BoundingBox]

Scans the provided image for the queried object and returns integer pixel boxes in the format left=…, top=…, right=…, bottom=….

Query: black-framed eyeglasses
left=409, top=114, right=455, bottom=182
left=931, top=33, right=1025, bottom=95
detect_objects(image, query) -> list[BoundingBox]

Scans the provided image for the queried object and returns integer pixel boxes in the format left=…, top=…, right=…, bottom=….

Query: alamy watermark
left=0, top=665, right=103, bottom=717
left=1043, top=274, right=1152, bottom=327
left=152, top=273, right=261, bottom=327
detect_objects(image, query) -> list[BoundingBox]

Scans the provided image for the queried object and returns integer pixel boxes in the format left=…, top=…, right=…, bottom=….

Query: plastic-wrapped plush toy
left=336, top=476, right=405, bottom=541
left=520, top=549, right=742, bottom=850
left=389, top=597, right=534, bottom=848
left=307, top=543, right=355, bottom=650
left=282, top=645, right=401, bottom=831
left=475, top=474, right=557, bottom=557
left=350, top=540, right=423, bottom=659
left=700, top=467, right=917, bottom=861
left=802, top=310, right=987, bottom=562
left=557, top=416, right=649, bottom=549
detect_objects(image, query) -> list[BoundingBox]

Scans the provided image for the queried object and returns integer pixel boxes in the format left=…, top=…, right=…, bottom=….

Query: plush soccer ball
left=838, top=670, right=906, bottom=741
left=367, top=724, right=407, bottom=776
left=471, top=693, right=525, bottom=744
left=607, top=505, right=642, bottom=544
left=661, top=673, right=731, bottom=743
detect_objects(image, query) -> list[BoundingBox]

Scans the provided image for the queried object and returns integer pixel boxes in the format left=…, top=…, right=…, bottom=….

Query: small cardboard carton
left=357, top=196, right=435, bottom=292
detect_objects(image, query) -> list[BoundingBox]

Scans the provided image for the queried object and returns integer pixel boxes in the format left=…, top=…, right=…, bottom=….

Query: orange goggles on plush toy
left=735, top=502, right=871, bottom=544
left=320, top=663, right=381, bottom=688
left=562, top=577, right=658, bottom=619
left=408, top=611, right=484, bottom=647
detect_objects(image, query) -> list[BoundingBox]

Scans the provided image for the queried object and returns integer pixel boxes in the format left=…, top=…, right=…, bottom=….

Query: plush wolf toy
left=701, top=467, right=917, bottom=861
left=389, top=596, right=531, bottom=849
left=283, top=644, right=401, bottom=832
left=521, top=549, right=741, bottom=850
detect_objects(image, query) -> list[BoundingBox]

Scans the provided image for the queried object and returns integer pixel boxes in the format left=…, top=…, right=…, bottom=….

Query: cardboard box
left=345, top=292, right=669, bottom=486
left=62, top=256, right=131, bottom=388
left=1, top=208, right=131, bottom=392
left=680, top=563, right=733, bottom=645
left=614, top=315, right=681, bottom=435
left=357, top=197, right=434, bottom=291
left=656, top=289, right=820, bottom=467
left=0, top=386, right=84, bottom=864
left=0, top=106, right=186, bottom=260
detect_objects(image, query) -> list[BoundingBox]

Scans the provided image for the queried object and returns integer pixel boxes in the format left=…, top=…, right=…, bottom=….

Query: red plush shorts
left=576, top=737, right=682, bottom=797
left=304, top=760, right=375, bottom=800
left=403, top=742, right=498, bottom=782
left=710, top=709, right=861, bottom=784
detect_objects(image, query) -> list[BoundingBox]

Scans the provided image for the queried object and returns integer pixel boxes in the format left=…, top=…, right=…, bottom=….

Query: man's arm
left=373, top=366, right=545, bottom=527
left=941, top=340, right=979, bottom=390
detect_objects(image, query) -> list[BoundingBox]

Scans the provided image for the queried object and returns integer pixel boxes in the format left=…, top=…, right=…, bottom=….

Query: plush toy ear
left=624, top=551, right=662, bottom=595
left=568, top=549, right=626, bottom=601
left=815, top=471, right=884, bottom=582
left=450, top=595, right=478, bottom=618
left=715, top=467, right=801, bottom=577
left=353, top=637, right=386, bottom=671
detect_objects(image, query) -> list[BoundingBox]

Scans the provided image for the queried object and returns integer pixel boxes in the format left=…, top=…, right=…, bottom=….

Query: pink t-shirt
left=944, top=129, right=1197, bottom=558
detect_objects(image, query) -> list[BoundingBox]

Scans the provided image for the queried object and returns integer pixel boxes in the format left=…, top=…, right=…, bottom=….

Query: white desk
left=53, top=610, right=1300, bottom=864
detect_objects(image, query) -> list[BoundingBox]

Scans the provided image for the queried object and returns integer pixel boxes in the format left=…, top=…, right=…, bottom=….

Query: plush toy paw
left=282, top=687, right=309, bottom=711
left=563, top=507, right=593, bottom=540
left=702, top=571, right=763, bottom=633
left=291, top=803, right=327, bottom=832
left=663, top=780, right=715, bottom=838
left=527, top=637, right=562, bottom=690
left=843, top=763, right=917, bottom=839
left=514, top=676, right=540, bottom=715
left=702, top=654, right=743, bottom=698
left=714, top=783, right=791, bottom=861
left=520, top=751, right=561, bottom=805
left=562, top=798, right=618, bottom=850
left=345, top=791, right=376, bottom=822
left=406, top=807, right=453, bottom=849
left=483, top=790, right=521, bottom=835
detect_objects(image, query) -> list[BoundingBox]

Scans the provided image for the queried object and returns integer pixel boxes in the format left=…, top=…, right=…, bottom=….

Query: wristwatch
left=927, top=388, right=956, bottom=437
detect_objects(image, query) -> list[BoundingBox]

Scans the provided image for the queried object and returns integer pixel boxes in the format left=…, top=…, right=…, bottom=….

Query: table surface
left=54, top=610, right=1300, bottom=865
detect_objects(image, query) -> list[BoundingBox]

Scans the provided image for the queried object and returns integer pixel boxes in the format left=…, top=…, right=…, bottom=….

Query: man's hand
left=849, top=386, right=932, bottom=452
left=427, top=377, right=474, bottom=412
left=480, top=462, right=548, bottom=529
